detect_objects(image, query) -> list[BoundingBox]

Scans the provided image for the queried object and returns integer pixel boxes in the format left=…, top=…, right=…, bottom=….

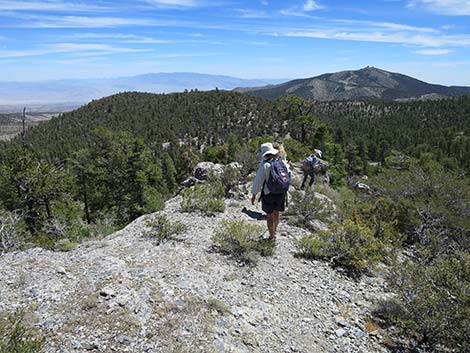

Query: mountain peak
left=239, top=67, right=470, bottom=101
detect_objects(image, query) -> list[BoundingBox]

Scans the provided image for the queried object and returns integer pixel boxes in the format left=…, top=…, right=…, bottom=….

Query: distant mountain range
left=0, top=73, right=286, bottom=112
left=2, top=67, right=470, bottom=113
left=236, top=67, right=470, bottom=101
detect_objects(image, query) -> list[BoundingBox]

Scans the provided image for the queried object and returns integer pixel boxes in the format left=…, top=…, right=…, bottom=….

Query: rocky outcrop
left=0, top=186, right=392, bottom=353
left=180, top=162, right=242, bottom=191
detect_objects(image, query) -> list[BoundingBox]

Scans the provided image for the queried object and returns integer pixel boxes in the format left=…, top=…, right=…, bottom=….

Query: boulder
left=306, top=219, right=329, bottom=232
left=193, top=162, right=224, bottom=181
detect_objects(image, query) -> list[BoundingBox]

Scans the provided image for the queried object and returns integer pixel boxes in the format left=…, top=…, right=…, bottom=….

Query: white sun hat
left=257, top=142, right=279, bottom=157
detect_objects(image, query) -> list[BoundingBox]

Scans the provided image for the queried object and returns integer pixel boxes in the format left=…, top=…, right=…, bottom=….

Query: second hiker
left=301, top=149, right=325, bottom=189
left=251, top=143, right=290, bottom=240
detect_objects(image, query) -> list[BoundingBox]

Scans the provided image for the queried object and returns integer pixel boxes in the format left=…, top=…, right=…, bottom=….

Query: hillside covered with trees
left=0, top=90, right=469, bottom=352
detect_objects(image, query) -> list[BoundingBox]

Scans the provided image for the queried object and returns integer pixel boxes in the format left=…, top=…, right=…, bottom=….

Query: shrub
left=35, top=199, right=98, bottom=249
left=145, top=214, right=187, bottom=244
left=297, top=234, right=328, bottom=264
left=142, top=186, right=165, bottom=214
left=286, top=187, right=334, bottom=230
left=206, top=298, right=231, bottom=314
left=367, top=158, right=470, bottom=352
left=372, top=298, right=409, bottom=327
left=0, top=210, right=31, bottom=254
left=338, top=191, right=404, bottom=254
left=181, top=182, right=225, bottom=216
left=53, top=238, right=78, bottom=252
left=0, top=310, right=44, bottom=353
left=297, top=220, right=384, bottom=274
left=212, top=219, right=273, bottom=264
left=203, top=145, right=229, bottom=164
left=87, top=217, right=118, bottom=239
left=388, top=254, right=470, bottom=352
left=221, top=164, right=242, bottom=196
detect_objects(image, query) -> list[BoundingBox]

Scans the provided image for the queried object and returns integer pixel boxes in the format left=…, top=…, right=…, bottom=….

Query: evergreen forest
left=0, top=90, right=469, bottom=352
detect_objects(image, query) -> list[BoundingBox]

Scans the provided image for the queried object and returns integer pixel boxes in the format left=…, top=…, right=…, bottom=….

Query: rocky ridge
left=0, top=164, right=392, bottom=353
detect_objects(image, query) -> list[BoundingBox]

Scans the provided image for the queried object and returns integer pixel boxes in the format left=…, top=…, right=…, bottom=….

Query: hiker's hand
left=251, top=195, right=256, bottom=205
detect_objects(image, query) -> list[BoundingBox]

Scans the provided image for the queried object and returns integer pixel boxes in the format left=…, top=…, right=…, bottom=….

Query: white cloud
left=153, top=52, right=226, bottom=58
left=0, top=0, right=108, bottom=12
left=280, top=0, right=323, bottom=17
left=282, top=30, right=470, bottom=47
left=279, top=8, right=316, bottom=17
left=55, top=58, right=105, bottom=65
left=408, top=0, right=470, bottom=15
left=143, top=0, right=203, bottom=8
left=53, top=43, right=146, bottom=52
left=0, top=43, right=149, bottom=58
left=14, top=15, right=160, bottom=28
left=236, top=9, right=269, bottom=18
left=69, top=33, right=173, bottom=44
left=303, top=0, right=322, bottom=11
left=332, top=19, right=438, bottom=33
left=414, top=48, right=453, bottom=55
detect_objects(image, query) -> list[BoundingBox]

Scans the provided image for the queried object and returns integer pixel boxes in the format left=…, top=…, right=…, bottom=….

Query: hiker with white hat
left=251, top=142, right=290, bottom=241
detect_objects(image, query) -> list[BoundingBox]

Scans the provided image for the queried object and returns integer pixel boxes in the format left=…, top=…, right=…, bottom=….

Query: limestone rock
left=193, top=161, right=224, bottom=181
left=0, top=183, right=389, bottom=353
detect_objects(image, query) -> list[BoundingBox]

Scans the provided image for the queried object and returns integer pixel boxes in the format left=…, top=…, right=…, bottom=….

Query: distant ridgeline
left=1, top=91, right=469, bottom=175
left=0, top=91, right=279, bottom=161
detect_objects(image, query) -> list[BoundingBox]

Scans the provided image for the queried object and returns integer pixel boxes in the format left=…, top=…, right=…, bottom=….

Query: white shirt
left=251, top=160, right=272, bottom=195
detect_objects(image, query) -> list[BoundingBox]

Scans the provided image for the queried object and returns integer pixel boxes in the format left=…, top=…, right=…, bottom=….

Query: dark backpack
left=304, top=155, right=329, bottom=173
left=266, top=159, right=291, bottom=194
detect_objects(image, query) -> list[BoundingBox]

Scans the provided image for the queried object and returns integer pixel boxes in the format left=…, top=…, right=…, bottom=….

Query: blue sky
left=1, top=0, right=470, bottom=85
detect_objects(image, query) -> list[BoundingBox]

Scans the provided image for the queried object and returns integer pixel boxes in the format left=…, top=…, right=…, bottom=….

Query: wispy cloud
left=0, top=43, right=149, bottom=58
left=147, top=52, right=228, bottom=58
left=408, top=0, right=470, bottom=16
left=9, top=15, right=160, bottom=28
left=332, top=19, right=438, bottom=33
left=279, top=8, right=316, bottom=17
left=236, top=9, right=270, bottom=18
left=0, top=0, right=108, bottom=12
left=414, top=48, right=453, bottom=55
left=54, top=43, right=147, bottom=52
left=281, top=29, right=470, bottom=47
left=303, top=0, right=323, bottom=11
left=55, top=58, right=105, bottom=65
left=143, top=0, right=204, bottom=8
left=66, top=32, right=225, bottom=45
left=280, top=0, right=323, bottom=17
left=71, top=34, right=174, bottom=44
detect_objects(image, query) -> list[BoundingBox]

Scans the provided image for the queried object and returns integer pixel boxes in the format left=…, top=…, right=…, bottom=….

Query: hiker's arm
left=251, top=163, right=266, bottom=196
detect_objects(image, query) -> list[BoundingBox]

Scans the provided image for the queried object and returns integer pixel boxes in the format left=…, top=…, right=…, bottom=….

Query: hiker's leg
left=301, top=172, right=308, bottom=189
left=273, top=211, right=280, bottom=234
left=309, top=171, right=315, bottom=187
left=266, top=212, right=275, bottom=238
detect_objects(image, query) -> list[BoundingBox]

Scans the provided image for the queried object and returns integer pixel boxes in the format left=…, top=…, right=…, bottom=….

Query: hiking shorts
left=261, top=192, right=286, bottom=214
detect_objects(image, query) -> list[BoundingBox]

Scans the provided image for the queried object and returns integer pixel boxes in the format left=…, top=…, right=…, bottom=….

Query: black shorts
left=261, top=192, right=286, bottom=214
